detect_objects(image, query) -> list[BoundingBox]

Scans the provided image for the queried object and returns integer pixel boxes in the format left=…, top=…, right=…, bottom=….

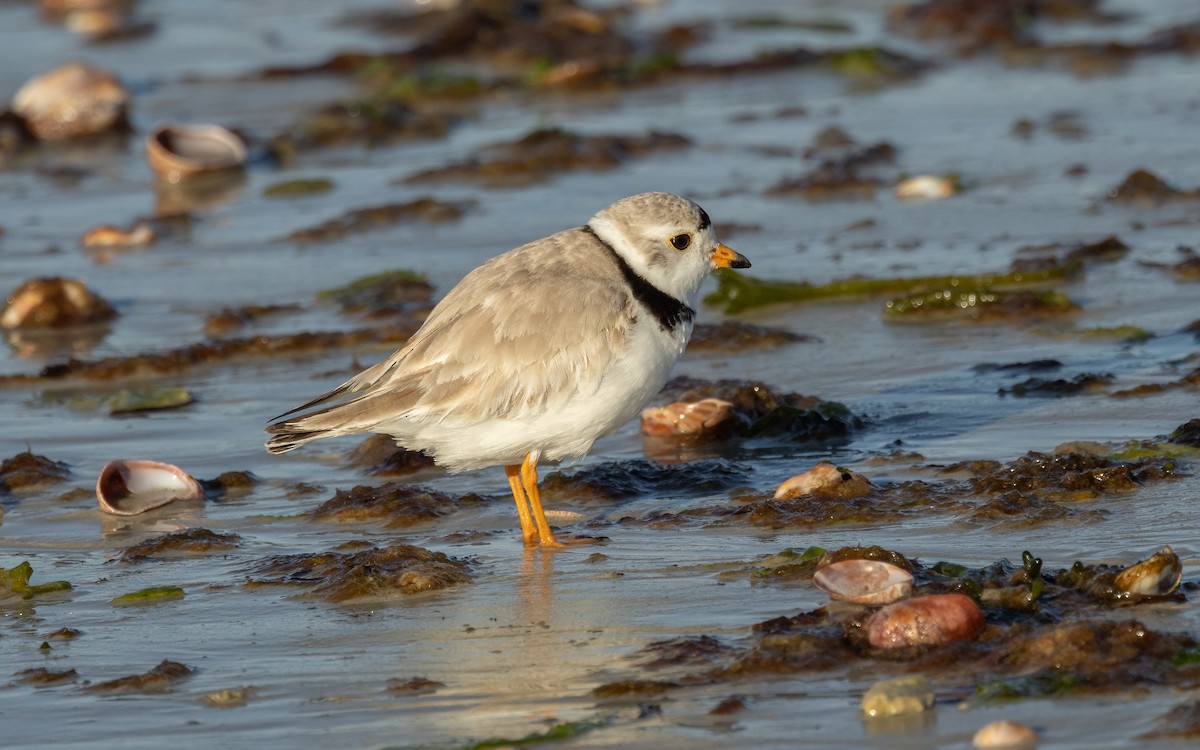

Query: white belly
left=402, top=319, right=689, bottom=471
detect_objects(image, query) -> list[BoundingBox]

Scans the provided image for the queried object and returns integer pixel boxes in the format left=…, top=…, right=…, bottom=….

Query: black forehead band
left=697, top=207, right=711, bottom=231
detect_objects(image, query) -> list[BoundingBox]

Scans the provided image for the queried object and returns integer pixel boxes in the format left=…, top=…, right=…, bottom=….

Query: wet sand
left=3, top=1, right=1200, bottom=748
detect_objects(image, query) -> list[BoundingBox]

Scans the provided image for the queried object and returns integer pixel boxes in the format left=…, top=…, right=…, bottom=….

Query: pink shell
left=145, top=124, right=246, bottom=183
left=96, top=459, right=204, bottom=516
left=814, top=559, right=913, bottom=605
left=863, top=593, right=985, bottom=650
left=640, top=398, right=734, bottom=437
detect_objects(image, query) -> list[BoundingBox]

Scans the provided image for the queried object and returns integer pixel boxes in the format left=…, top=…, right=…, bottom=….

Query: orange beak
left=711, top=243, right=751, bottom=269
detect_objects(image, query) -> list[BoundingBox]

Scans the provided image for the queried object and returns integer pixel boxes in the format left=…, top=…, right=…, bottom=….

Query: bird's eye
left=669, top=233, right=691, bottom=251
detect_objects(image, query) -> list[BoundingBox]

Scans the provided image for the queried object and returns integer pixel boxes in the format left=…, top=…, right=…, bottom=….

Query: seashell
left=774, top=462, right=871, bottom=499
left=814, top=559, right=913, bottom=605
left=145, top=124, right=246, bottom=184
left=540, top=60, right=603, bottom=87
left=1114, top=545, right=1182, bottom=596
left=1, top=277, right=117, bottom=330
left=80, top=222, right=155, bottom=248
left=96, top=460, right=204, bottom=516
left=640, top=398, right=735, bottom=438
left=895, top=174, right=957, bottom=200
left=972, top=719, right=1038, bottom=749
left=863, top=593, right=985, bottom=650
left=11, top=63, right=129, bottom=141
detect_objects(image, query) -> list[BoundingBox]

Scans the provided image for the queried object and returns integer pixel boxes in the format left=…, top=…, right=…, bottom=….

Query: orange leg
left=519, top=452, right=567, bottom=548
left=505, top=463, right=538, bottom=544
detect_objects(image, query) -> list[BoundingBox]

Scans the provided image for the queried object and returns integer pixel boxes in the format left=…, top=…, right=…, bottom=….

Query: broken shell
left=145, top=124, right=246, bottom=183
left=640, top=398, right=735, bottom=438
left=973, top=720, right=1038, bottom=749
left=1, top=277, right=117, bottom=330
left=1114, top=545, right=1183, bottom=597
left=895, top=174, right=957, bottom=200
left=11, top=62, right=129, bottom=141
left=863, top=593, right=985, bottom=650
left=96, top=460, right=204, bottom=516
left=814, top=559, right=913, bottom=605
left=80, top=222, right=155, bottom=248
left=774, top=462, right=871, bottom=499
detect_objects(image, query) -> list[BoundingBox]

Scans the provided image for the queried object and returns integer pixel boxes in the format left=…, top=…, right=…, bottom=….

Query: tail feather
left=268, top=382, right=354, bottom=424
left=269, top=354, right=405, bottom=422
left=264, top=384, right=421, bottom=454
left=264, top=431, right=323, bottom=455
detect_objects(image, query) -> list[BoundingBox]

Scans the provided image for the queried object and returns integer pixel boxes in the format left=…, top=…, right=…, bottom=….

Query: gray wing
left=266, top=228, right=634, bottom=452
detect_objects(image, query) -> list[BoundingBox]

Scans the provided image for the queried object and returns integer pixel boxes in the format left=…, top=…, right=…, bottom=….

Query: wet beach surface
left=3, top=0, right=1200, bottom=747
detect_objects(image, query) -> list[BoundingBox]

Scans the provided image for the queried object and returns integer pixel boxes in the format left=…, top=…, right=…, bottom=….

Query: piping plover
left=266, top=192, right=750, bottom=547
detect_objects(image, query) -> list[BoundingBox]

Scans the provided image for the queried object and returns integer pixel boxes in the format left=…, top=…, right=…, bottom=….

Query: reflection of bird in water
left=267, top=193, right=749, bottom=547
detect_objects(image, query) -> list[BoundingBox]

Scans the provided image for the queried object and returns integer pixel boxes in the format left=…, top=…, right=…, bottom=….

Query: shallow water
left=3, top=1, right=1200, bottom=748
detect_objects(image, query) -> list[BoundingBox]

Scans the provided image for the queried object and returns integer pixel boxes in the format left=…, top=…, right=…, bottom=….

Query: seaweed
left=111, top=586, right=186, bottom=605
left=704, top=261, right=1079, bottom=314
left=1, top=561, right=72, bottom=600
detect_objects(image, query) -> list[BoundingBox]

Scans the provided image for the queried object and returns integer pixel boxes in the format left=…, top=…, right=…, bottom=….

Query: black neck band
left=584, top=225, right=695, bottom=333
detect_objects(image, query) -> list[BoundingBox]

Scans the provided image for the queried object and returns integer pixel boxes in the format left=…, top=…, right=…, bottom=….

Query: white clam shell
left=145, top=124, right=246, bottom=183
left=895, top=174, right=956, bottom=200
left=972, top=719, right=1038, bottom=749
left=813, top=559, right=913, bottom=605
left=96, top=459, right=204, bottom=516
left=1114, top=545, right=1183, bottom=596
left=11, top=62, right=128, bottom=140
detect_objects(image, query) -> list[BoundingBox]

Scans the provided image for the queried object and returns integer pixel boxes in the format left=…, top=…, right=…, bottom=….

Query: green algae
left=354, top=59, right=484, bottom=103
left=752, top=546, right=827, bottom=579
left=393, top=714, right=612, bottom=750
left=262, top=178, right=335, bottom=198
left=465, top=716, right=610, bottom=749
left=1109, top=442, right=1200, bottom=460
left=704, top=262, right=1079, bottom=314
left=884, top=288, right=1077, bottom=319
left=317, top=270, right=428, bottom=301
left=112, top=586, right=185, bottom=606
left=315, top=269, right=434, bottom=316
left=1106, top=421, right=1200, bottom=459
left=1172, top=647, right=1200, bottom=667
left=1075, top=325, right=1154, bottom=343
left=372, top=71, right=484, bottom=104
left=826, top=47, right=902, bottom=77
left=2, top=561, right=72, bottom=601
left=107, top=387, right=195, bottom=414
left=976, top=672, right=1084, bottom=701
left=40, top=387, right=195, bottom=414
